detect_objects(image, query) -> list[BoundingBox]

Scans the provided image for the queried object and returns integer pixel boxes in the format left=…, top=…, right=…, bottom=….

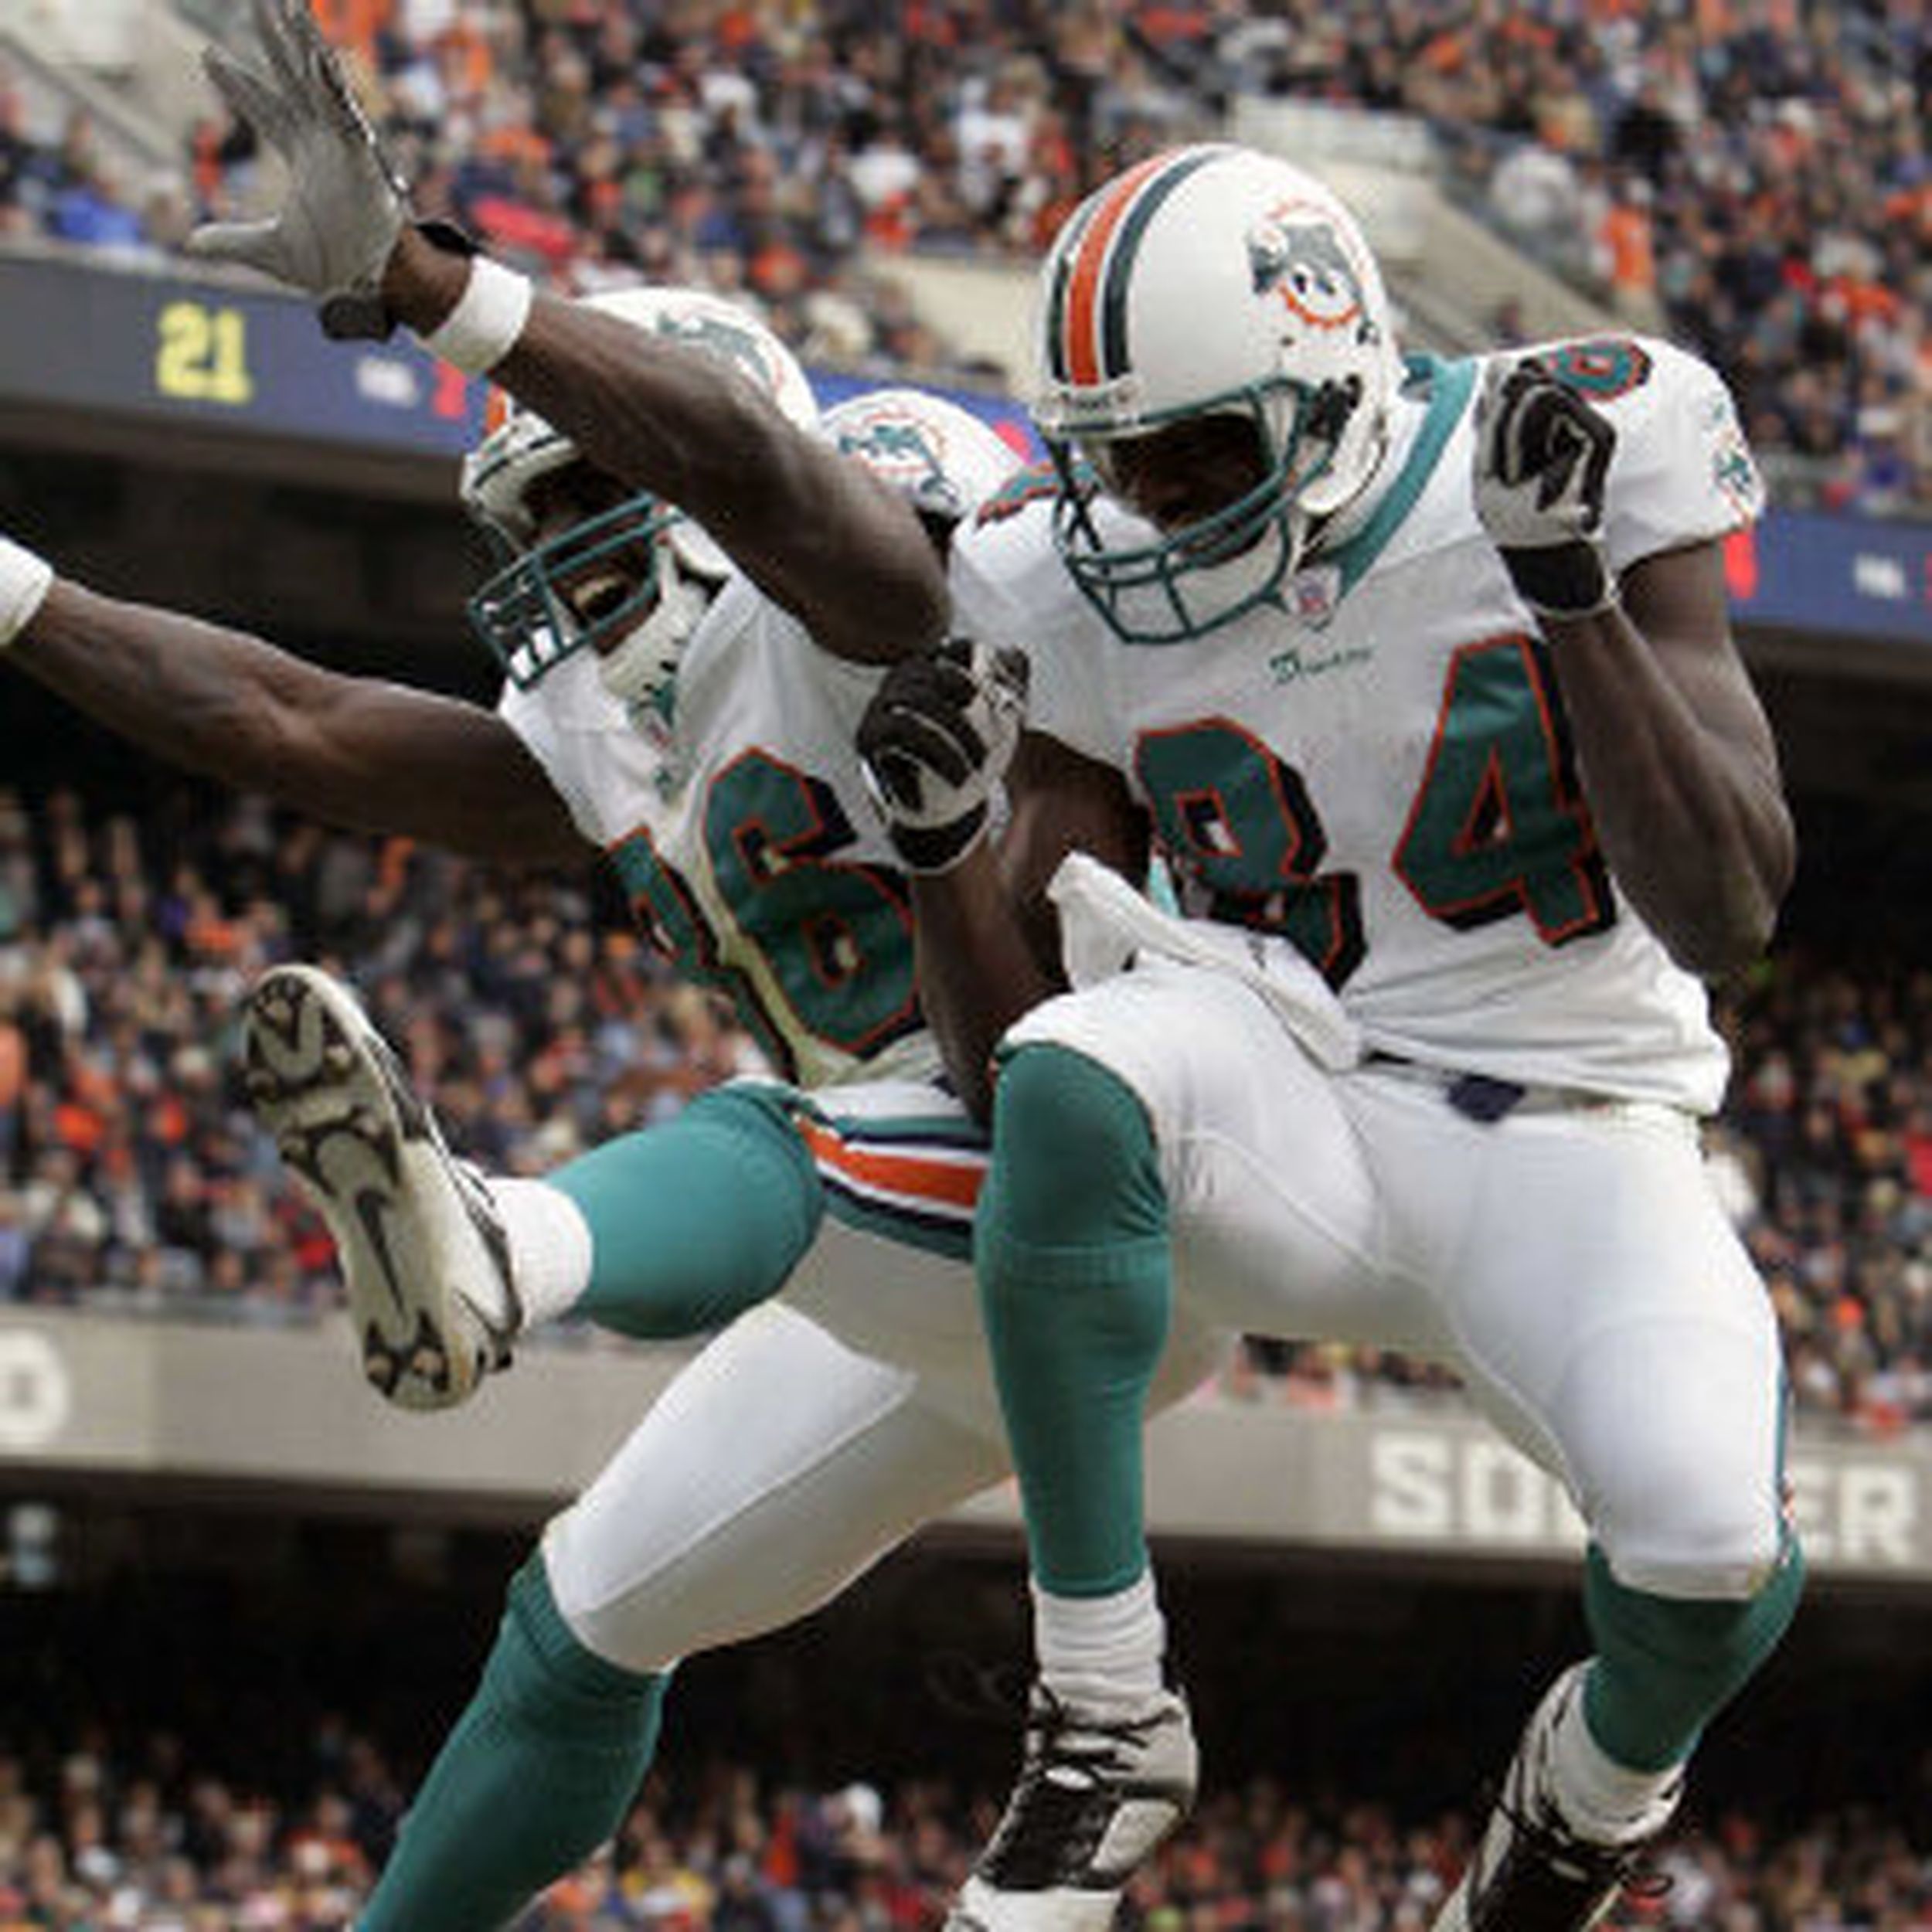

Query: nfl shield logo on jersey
left=1286, top=563, right=1341, bottom=627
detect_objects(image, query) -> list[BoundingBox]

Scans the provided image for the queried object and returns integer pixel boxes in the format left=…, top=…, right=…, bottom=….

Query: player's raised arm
left=184, top=0, right=947, bottom=666
left=0, top=549, right=582, bottom=866
left=1471, top=356, right=1794, bottom=975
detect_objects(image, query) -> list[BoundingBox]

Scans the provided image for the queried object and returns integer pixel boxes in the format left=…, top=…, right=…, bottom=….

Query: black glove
left=857, top=638, right=1029, bottom=873
left=1474, top=358, right=1618, bottom=617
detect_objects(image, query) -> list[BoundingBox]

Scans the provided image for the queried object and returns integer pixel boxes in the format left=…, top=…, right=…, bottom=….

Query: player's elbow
left=1653, top=781, right=1796, bottom=976
left=1664, top=846, right=1792, bottom=978
left=1668, top=913, right=1770, bottom=981
left=1727, top=800, right=1798, bottom=965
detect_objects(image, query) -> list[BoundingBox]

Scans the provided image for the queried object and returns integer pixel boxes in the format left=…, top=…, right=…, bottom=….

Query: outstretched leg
left=242, top=965, right=822, bottom=1406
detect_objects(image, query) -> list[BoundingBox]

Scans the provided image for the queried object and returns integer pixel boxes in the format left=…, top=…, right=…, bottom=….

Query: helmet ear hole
left=1304, top=376, right=1362, bottom=446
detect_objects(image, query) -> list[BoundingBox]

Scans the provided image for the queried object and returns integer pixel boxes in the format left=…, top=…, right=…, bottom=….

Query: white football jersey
left=499, top=574, right=940, bottom=1090
left=954, top=338, right=1766, bottom=1113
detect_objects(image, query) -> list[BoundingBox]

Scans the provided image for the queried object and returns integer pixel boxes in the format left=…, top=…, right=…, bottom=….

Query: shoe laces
left=981, top=1688, right=1177, bottom=1873
left=1026, top=1684, right=1175, bottom=1784
left=1490, top=1778, right=1672, bottom=1908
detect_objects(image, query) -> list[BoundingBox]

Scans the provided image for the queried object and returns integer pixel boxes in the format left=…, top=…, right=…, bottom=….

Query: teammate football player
left=0, top=9, right=1232, bottom=1925
left=859, top=142, right=1804, bottom=1932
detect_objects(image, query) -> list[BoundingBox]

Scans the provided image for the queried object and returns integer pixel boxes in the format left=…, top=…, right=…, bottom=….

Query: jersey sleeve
left=495, top=669, right=607, bottom=846
left=1584, top=336, right=1766, bottom=570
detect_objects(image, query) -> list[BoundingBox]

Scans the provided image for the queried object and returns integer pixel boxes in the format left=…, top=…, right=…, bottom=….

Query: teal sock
left=1582, top=1536, right=1805, bottom=1770
left=555, top=1084, right=822, bottom=1340
left=361, top=1556, right=666, bottom=1932
left=978, top=1045, right=1171, bottom=1597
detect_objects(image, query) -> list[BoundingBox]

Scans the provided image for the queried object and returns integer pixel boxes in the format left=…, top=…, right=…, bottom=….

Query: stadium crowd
left=2, top=16, right=1928, bottom=1932
left=0, top=0, right=1925, bottom=509
left=0, top=1719, right=1927, bottom=1930
left=0, top=776, right=1927, bottom=1437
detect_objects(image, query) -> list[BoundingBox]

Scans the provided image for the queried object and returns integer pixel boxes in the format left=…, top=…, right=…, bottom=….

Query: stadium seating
left=0, top=0, right=1921, bottom=508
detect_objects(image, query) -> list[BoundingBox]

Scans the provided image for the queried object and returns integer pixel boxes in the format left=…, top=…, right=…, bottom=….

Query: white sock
left=1033, top=1571, right=1166, bottom=1713
left=491, top=1178, right=594, bottom=1330
left=1548, top=1672, right=1684, bottom=1845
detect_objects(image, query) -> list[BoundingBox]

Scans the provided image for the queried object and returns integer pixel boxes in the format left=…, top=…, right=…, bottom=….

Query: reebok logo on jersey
left=1269, top=641, right=1370, bottom=685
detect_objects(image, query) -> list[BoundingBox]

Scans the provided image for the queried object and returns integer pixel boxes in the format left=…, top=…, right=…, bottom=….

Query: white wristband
left=0, top=535, right=54, bottom=652
left=420, top=259, right=534, bottom=376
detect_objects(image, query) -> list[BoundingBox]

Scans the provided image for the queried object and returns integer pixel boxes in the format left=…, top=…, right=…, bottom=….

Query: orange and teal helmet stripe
left=1045, top=145, right=1226, bottom=392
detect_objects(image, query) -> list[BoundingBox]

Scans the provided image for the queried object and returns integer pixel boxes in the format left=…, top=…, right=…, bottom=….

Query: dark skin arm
left=912, top=730, right=1148, bottom=1121
left=379, top=231, right=949, bottom=665
left=9, top=247, right=949, bottom=863
left=10, top=580, right=586, bottom=865
left=1538, top=537, right=1794, bottom=977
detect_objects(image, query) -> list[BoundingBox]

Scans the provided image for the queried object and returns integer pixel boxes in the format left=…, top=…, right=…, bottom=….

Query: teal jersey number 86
left=611, top=748, right=920, bottom=1081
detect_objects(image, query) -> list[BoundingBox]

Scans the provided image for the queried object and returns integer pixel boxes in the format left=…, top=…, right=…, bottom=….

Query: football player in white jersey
left=0, top=9, right=1231, bottom=1925
left=859, top=142, right=1802, bottom=1932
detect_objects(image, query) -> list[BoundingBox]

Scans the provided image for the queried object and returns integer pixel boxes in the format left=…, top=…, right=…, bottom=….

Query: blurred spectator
left=2, top=767, right=1930, bottom=1435
left=0, top=777, right=763, bottom=1327
left=0, top=1716, right=1921, bottom=1929
left=0, top=0, right=1922, bottom=503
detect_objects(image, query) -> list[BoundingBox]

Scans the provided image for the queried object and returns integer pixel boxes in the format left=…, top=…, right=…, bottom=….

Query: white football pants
left=1006, top=954, right=1788, bottom=1601
left=542, top=1094, right=1230, bottom=1674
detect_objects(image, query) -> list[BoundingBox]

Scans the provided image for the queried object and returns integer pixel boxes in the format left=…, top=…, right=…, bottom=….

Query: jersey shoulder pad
left=1502, top=335, right=1764, bottom=556
left=1505, top=334, right=1663, bottom=406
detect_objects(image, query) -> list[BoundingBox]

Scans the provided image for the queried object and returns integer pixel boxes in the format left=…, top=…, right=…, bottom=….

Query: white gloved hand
left=857, top=638, right=1029, bottom=872
left=1474, top=358, right=1619, bottom=617
left=0, top=536, right=53, bottom=651
left=184, top=0, right=410, bottom=337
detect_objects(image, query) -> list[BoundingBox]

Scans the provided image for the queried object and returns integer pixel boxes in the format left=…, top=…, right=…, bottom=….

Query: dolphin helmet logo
left=832, top=410, right=961, bottom=517
left=1246, top=205, right=1369, bottom=334
left=654, top=312, right=790, bottom=394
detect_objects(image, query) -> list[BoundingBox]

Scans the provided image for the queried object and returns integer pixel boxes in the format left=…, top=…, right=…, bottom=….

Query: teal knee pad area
left=556, top=1084, right=823, bottom=1339
left=1583, top=1538, right=1806, bottom=1770
left=987, top=1044, right=1168, bottom=1248
left=486, top=1556, right=669, bottom=1751
left=978, top=1046, right=1173, bottom=1597
left=360, top=1557, right=665, bottom=1932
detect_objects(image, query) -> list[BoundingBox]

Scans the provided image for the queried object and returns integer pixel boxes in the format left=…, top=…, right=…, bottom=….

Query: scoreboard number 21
left=155, top=301, right=254, bottom=406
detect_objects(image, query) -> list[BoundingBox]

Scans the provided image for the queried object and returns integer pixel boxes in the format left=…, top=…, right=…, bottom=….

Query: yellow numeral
left=155, top=301, right=254, bottom=406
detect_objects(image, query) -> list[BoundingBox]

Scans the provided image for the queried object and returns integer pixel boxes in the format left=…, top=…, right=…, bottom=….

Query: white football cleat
left=240, top=964, right=520, bottom=1410
left=947, top=1682, right=1196, bottom=1932
left=1433, top=1664, right=1679, bottom=1932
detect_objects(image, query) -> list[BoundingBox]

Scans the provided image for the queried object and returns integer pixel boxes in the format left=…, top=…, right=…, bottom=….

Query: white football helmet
left=1031, top=143, right=1404, bottom=642
left=821, top=387, right=1024, bottom=542
left=461, top=285, right=819, bottom=704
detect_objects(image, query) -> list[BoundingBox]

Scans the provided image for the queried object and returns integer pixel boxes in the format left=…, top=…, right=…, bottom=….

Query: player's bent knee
left=1601, top=1519, right=1788, bottom=1603
left=987, top=1043, right=1165, bottom=1250
left=689, top=1081, right=819, bottom=1182
left=690, top=1081, right=825, bottom=1250
left=1589, top=1535, right=1804, bottom=1680
left=490, top=1553, right=668, bottom=1723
